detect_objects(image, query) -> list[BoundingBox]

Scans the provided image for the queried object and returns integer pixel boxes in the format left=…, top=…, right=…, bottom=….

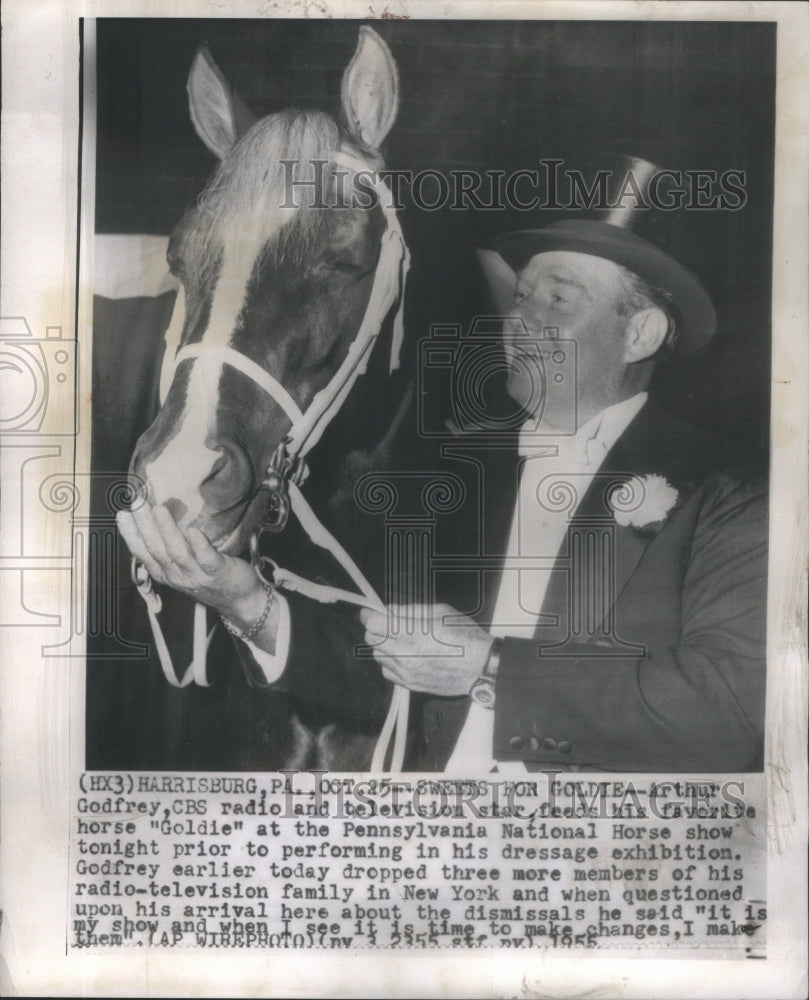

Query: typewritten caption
left=69, top=772, right=766, bottom=956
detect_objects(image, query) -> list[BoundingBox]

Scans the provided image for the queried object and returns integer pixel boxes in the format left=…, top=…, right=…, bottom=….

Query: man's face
left=504, top=250, right=632, bottom=427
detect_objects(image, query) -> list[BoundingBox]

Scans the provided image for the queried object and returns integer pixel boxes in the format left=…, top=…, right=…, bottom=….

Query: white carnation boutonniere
left=610, top=474, right=679, bottom=529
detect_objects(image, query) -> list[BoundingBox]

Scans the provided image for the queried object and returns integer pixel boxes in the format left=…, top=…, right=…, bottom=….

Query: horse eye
left=309, top=335, right=341, bottom=372
left=328, top=260, right=362, bottom=274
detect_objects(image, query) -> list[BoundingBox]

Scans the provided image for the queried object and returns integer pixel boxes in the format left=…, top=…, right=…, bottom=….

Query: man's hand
left=117, top=503, right=266, bottom=627
left=359, top=603, right=493, bottom=696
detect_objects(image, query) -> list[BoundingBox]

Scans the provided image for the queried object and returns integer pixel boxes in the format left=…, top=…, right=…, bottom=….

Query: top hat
left=494, top=155, right=717, bottom=354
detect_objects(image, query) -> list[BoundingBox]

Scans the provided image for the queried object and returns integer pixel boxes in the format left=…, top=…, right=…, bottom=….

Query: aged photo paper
left=2, top=1, right=807, bottom=997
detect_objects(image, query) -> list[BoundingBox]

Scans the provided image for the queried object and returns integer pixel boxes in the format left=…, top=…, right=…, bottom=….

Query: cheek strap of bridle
left=138, top=151, right=411, bottom=771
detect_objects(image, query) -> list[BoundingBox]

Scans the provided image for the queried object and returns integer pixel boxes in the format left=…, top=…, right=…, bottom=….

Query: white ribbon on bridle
left=132, top=149, right=412, bottom=772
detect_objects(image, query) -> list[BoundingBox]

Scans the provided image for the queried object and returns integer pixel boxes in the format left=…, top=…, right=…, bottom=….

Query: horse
left=123, top=27, right=410, bottom=771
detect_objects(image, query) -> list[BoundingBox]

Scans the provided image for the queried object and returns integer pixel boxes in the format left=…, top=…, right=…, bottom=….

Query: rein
left=132, top=151, right=411, bottom=772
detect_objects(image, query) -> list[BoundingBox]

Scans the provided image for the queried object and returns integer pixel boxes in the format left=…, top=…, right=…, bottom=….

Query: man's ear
left=623, top=307, right=669, bottom=363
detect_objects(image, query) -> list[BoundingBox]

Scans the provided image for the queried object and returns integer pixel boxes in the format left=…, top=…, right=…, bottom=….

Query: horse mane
left=192, top=109, right=369, bottom=273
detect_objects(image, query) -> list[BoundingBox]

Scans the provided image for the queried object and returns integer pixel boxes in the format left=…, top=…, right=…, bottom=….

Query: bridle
left=131, top=150, right=411, bottom=771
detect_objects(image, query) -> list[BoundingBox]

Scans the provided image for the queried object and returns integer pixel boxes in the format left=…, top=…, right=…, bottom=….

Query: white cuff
left=242, top=592, right=291, bottom=685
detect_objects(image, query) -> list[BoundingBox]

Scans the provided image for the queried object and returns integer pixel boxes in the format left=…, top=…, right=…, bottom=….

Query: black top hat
left=495, top=155, right=717, bottom=354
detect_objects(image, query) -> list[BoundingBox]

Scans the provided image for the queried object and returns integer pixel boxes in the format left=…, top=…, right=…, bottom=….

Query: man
left=358, top=157, right=768, bottom=773
left=119, top=156, right=767, bottom=772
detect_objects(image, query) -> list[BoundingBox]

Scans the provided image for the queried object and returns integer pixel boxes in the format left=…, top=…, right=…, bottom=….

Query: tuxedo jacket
left=265, top=399, right=768, bottom=773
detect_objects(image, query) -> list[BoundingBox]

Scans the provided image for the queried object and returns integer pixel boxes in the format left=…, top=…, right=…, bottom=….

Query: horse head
left=129, top=27, right=402, bottom=555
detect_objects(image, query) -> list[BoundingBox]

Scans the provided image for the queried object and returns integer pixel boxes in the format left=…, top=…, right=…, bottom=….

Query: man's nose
left=512, top=291, right=541, bottom=320
left=507, top=307, right=549, bottom=338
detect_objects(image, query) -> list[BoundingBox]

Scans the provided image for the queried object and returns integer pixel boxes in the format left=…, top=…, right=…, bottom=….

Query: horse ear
left=187, top=45, right=255, bottom=159
left=340, top=26, right=399, bottom=150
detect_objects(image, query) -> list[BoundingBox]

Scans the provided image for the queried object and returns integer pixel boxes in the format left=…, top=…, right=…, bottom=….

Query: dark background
left=95, top=17, right=775, bottom=451
left=88, top=18, right=775, bottom=769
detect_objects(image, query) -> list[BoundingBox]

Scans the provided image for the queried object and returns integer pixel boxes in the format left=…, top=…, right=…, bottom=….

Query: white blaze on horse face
left=144, top=211, right=296, bottom=527
left=145, top=358, right=223, bottom=520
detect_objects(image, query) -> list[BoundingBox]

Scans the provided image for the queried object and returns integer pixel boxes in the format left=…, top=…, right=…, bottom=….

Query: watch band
left=469, top=637, right=502, bottom=709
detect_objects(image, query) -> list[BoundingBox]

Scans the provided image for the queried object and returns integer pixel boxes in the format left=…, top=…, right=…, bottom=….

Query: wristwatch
left=469, top=637, right=502, bottom=709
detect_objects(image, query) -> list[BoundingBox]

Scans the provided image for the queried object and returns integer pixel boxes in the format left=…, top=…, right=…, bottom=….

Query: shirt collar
left=519, top=391, right=648, bottom=461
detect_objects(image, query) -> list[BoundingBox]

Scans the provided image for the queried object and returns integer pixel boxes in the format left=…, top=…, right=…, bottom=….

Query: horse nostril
left=200, top=441, right=254, bottom=508
left=203, top=450, right=228, bottom=483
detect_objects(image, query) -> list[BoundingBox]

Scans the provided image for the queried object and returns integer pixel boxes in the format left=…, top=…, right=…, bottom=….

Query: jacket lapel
left=535, top=401, right=710, bottom=646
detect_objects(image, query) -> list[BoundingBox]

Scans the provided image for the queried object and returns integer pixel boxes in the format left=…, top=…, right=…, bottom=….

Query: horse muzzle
left=128, top=424, right=267, bottom=553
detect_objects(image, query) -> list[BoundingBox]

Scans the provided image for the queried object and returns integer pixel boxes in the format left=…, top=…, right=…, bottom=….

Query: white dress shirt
left=445, top=392, right=648, bottom=774
left=242, top=593, right=291, bottom=685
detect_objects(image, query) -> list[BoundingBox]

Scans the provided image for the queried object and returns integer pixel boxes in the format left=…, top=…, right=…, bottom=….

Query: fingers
left=391, top=603, right=451, bottom=616
left=380, top=662, right=403, bottom=685
left=151, top=504, right=196, bottom=567
left=187, top=526, right=224, bottom=573
left=129, top=501, right=171, bottom=566
left=359, top=606, right=421, bottom=640
left=359, top=604, right=460, bottom=644
left=117, top=503, right=220, bottom=585
left=358, top=606, right=389, bottom=637
left=116, top=509, right=167, bottom=584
